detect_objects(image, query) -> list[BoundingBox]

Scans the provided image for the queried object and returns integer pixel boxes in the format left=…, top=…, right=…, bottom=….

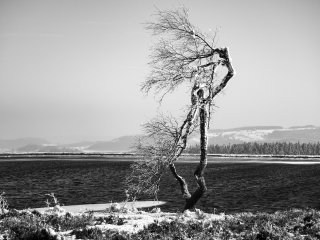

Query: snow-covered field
left=30, top=201, right=224, bottom=236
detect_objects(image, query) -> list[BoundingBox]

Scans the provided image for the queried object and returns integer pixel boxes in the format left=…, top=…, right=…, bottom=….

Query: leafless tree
left=125, top=8, right=234, bottom=211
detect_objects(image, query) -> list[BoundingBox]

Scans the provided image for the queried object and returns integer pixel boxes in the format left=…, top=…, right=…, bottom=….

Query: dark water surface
left=0, top=159, right=320, bottom=213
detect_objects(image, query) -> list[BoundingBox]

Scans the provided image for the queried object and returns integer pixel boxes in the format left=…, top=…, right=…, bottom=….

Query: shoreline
left=1, top=152, right=320, bottom=160
left=1, top=153, right=320, bottom=164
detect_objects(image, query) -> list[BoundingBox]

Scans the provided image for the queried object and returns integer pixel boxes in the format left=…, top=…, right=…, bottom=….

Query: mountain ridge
left=1, top=125, right=319, bottom=153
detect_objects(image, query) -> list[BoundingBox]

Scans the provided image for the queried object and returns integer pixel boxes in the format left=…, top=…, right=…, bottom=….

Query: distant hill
left=0, top=138, right=49, bottom=152
left=85, top=135, right=140, bottom=152
left=222, top=125, right=319, bottom=143
left=188, top=125, right=320, bottom=146
left=16, top=144, right=81, bottom=153
left=214, top=126, right=283, bottom=132
left=62, top=141, right=95, bottom=148
left=84, top=125, right=320, bottom=152
left=1, top=126, right=319, bottom=153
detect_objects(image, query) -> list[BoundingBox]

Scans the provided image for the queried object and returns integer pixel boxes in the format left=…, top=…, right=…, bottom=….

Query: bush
left=0, top=209, right=94, bottom=239
left=0, top=192, right=9, bottom=215
left=71, top=227, right=104, bottom=240
left=95, top=214, right=125, bottom=225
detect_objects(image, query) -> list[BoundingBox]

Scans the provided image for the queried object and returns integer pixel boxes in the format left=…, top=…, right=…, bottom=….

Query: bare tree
left=126, top=8, right=234, bottom=211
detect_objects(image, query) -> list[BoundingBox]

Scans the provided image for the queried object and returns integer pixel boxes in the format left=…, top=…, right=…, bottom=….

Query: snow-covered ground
left=31, top=201, right=225, bottom=236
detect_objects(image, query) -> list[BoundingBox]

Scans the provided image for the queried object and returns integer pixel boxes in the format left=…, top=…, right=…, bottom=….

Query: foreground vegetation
left=1, top=192, right=320, bottom=239
left=187, top=142, right=320, bottom=155
left=1, top=205, right=320, bottom=239
left=133, top=209, right=320, bottom=240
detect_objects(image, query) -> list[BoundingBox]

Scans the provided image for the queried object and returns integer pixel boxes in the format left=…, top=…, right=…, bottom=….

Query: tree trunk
left=169, top=163, right=191, bottom=199
left=168, top=88, right=209, bottom=211
left=183, top=101, right=208, bottom=210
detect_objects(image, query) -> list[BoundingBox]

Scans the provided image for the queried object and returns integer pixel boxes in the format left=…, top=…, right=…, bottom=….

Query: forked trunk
left=169, top=89, right=209, bottom=211
left=183, top=103, right=208, bottom=210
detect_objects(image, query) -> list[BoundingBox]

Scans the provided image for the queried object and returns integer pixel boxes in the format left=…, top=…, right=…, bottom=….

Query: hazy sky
left=1, top=0, right=319, bottom=143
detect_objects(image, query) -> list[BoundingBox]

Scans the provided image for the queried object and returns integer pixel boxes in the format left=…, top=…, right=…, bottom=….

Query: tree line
left=186, top=142, right=320, bottom=155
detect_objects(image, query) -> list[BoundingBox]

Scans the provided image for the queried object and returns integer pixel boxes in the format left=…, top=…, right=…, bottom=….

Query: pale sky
left=0, top=0, right=319, bottom=143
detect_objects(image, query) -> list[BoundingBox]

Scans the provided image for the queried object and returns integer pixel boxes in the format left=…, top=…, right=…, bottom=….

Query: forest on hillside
left=186, top=142, right=320, bottom=155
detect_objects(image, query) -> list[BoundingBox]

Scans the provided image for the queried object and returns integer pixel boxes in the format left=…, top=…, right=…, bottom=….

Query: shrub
left=0, top=192, right=9, bottom=215
left=95, top=214, right=125, bottom=225
left=0, top=209, right=95, bottom=239
left=71, top=227, right=104, bottom=240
